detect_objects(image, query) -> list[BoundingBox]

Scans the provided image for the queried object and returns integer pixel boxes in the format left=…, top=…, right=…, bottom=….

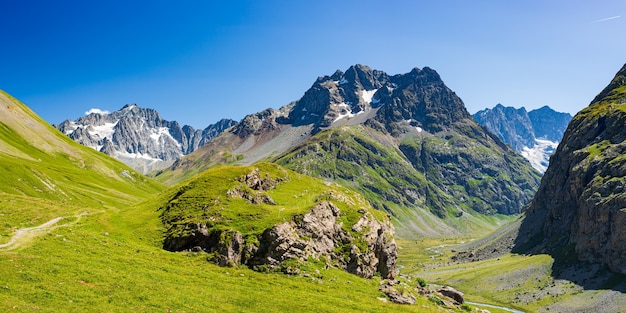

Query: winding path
left=0, top=217, right=65, bottom=250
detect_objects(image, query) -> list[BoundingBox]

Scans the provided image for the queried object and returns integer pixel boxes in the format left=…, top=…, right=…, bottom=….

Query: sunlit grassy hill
left=0, top=91, right=450, bottom=312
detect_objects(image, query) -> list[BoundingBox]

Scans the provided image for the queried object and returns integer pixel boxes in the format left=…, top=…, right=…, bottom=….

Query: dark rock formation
left=515, top=63, right=626, bottom=275
left=437, top=286, right=464, bottom=304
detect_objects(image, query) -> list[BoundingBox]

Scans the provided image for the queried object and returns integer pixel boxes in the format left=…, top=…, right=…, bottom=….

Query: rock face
left=516, top=63, right=626, bottom=275
left=165, top=201, right=397, bottom=279
left=473, top=104, right=572, bottom=172
left=56, top=104, right=235, bottom=173
left=160, top=164, right=398, bottom=279
left=277, top=66, right=540, bottom=219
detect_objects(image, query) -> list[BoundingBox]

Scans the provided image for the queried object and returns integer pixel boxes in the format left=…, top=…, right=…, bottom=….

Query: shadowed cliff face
left=515, top=63, right=626, bottom=276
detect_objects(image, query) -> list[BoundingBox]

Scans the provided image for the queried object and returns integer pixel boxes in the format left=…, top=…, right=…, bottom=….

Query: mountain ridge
left=159, top=65, right=541, bottom=238
left=515, top=63, right=626, bottom=275
left=56, top=104, right=236, bottom=174
left=473, top=104, right=572, bottom=172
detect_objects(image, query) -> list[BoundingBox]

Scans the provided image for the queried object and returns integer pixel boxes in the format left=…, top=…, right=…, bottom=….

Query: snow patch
left=360, top=89, right=378, bottom=105
left=85, top=108, right=110, bottom=115
left=88, top=122, right=117, bottom=139
left=521, top=139, right=558, bottom=173
left=116, top=150, right=162, bottom=163
left=339, top=77, right=348, bottom=84
left=150, top=127, right=181, bottom=147
left=63, top=121, right=79, bottom=135
left=416, top=127, right=423, bottom=133
left=333, top=103, right=365, bottom=122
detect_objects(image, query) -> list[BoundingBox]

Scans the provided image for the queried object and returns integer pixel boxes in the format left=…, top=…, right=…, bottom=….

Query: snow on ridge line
left=115, top=150, right=166, bottom=163
left=85, top=108, right=110, bottom=115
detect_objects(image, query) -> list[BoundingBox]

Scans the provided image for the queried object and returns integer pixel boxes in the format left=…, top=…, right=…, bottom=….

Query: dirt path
left=0, top=216, right=64, bottom=250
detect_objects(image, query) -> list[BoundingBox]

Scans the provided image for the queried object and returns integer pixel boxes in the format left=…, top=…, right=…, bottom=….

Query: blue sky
left=1, top=0, right=624, bottom=128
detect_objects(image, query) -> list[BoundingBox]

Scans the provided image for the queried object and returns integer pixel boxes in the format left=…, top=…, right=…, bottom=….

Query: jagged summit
left=285, top=65, right=471, bottom=134
left=473, top=104, right=572, bottom=172
left=162, top=65, right=540, bottom=238
left=56, top=104, right=236, bottom=174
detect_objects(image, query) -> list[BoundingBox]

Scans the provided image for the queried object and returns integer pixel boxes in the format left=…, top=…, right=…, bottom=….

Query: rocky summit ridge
left=56, top=104, right=235, bottom=174
left=516, top=63, right=626, bottom=275
left=162, top=64, right=541, bottom=238
left=473, top=104, right=572, bottom=172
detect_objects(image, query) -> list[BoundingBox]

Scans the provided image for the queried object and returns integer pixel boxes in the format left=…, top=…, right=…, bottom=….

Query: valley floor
left=0, top=197, right=451, bottom=313
left=396, top=226, right=626, bottom=313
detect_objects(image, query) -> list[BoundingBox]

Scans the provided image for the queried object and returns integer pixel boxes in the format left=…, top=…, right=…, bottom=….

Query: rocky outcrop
left=56, top=104, right=236, bottom=173
left=164, top=201, right=397, bottom=279
left=515, top=63, right=626, bottom=275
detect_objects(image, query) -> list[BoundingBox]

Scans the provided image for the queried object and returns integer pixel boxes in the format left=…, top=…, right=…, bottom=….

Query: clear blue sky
left=1, top=0, right=624, bottom=128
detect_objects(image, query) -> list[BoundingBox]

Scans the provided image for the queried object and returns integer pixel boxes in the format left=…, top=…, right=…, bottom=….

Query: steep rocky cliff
left=159, top=163, right=397, bottom=279
left=516, top=63, right=626, bottom=275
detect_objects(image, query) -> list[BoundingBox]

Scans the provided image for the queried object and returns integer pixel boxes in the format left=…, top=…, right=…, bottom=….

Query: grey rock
left=55, top=104, right=235, bottom=173
left=437, top=286, right=464, bottom=304
left=164, top=200, right=398, bottom=279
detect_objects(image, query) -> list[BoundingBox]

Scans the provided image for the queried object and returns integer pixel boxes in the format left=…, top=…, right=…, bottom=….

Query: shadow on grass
left=512, top=209, right=626, bottom=293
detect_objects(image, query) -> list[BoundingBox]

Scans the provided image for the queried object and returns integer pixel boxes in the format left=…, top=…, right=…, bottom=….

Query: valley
left=2, top=62, right=626, bottom=313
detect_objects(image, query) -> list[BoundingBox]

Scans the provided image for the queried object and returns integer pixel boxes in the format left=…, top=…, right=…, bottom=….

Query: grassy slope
left=275, top=125, right=517, bottom=239
left=0, top=92, right=451, bottom=312
left=157, top=162, right=387, bottom=243
left=397, top=228, right=626, bottom=313
left=0, top=181, right=451, bottom=313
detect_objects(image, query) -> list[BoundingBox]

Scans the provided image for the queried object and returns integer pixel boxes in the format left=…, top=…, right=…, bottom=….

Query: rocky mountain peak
left=56, top=104, right=235, bottom=173
left=473, top=104, right=572, bottom=172
left=374, top=66, right=471, bottom=133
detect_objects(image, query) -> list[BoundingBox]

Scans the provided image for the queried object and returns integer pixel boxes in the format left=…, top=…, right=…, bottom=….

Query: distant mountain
left=515, top=63, right=626, bottom=275
left=55, top=104, right=236, bottom=174
left=473, top=104, right=572, bottom=172
left=0, top=90, right=164, bottom=208
left=159, top=64, right=541, bottom=239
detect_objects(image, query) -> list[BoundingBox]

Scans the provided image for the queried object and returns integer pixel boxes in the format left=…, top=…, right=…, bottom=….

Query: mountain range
left=157, top=64, right=541, bottom=238
left=473, top=104, right=572, bottom=172
left=55, top=104, right=236, bottom=173
left=3, top=62, right=626, bottom=312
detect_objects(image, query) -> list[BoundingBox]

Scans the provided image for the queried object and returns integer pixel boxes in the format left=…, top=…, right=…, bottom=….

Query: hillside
left=0, top=91, right=164, bottom=215
left=159, top=65, right=541, bottom=239
left=515, top=63, right=626, bottom=275
left=0, top=91, right=459, bottom=312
